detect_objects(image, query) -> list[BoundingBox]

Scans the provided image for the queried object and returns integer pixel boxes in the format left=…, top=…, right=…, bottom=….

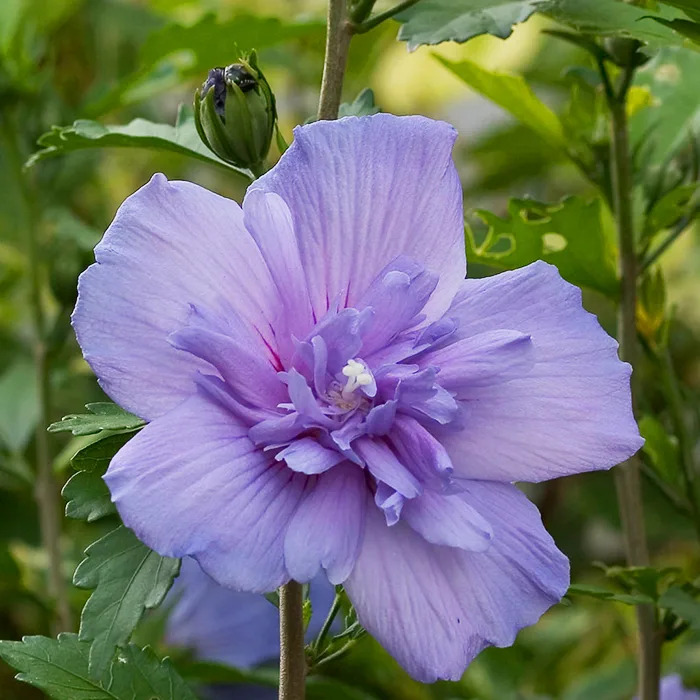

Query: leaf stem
left=317, top=0, right=353, bottom=121
left=606, top=62, right=660, bottom=700
left=0, top=112, right=72, bottom=633
left=353, top=0, right=422, bottom=34
left=279, top=581, right=306, bottom=700
left=312, top=639, right=358, bottom=670
left=312, top=591, right=342, bottom=654
left=640, top=207, right=700, bottom=272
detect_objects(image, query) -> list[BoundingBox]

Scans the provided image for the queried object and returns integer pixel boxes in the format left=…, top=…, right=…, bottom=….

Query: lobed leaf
left=395, top=0, right=691, bottom=50
left=396, top=0, right=540, bottom=50
left=537, top=0, right=691, bottom=47
left=0, top=633, right=197, bottom=699
left=27, top=106, right=250, bottom=176
left=73, top=526, right=180, bottom=678
left=465, top=196, right=619, bottom=297
left=62, top=472, right=115, bottom=522
left=0, top=360, right=39, bottom=454
left=48, top=403, right=145, bottom=437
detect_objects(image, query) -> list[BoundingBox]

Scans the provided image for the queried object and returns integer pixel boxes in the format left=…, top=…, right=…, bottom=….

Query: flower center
left=341, top=359, right=373, bottom=398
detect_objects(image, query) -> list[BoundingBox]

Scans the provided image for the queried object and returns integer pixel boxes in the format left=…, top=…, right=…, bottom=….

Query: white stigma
left=341, top=359, right=373, bottom=398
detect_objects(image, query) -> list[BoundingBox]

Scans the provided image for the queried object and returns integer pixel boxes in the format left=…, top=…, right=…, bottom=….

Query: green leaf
left=639, top=415, right=680, bottom=487
left=0, top=634, right=107, bottom=700
left=567, top=584, right=654, bottom=605
left=631, top=47, right=700, bottom=167
left=647, top=16, right=700, bottom=43
left=646, top=183, right=700, bottom=234
left=73, top=526, right=180, bottom=677
left=396, top=0, right=539, bottom=49
left=0, top=359, right=38, bottom=453
left=660, top=0, right=700, bottom=22
left=62, top=471, right=115, bottom=522
left=659, top=586, right=700, bottom=630
left=27, top=105, right=250, bottom=176
left=603, top=565, right=682, bottom=599
left=0, top=634, right=197, bottom=700
left=537, top=0, right=691, bottom=47
left=339, top=88, right=380, bottom=117
left=62, top=432, right=127, bottom=521
left=48, top=403, right=145, bottom=436
left=466, top=196, right=619, bottom=297
left=436, top=56, right=568, bottom=151
left=71, top=432, right=135, bottom=473
left=265, top=590, right=280, bottom=608
left=303, top=597, right=313, bottom=631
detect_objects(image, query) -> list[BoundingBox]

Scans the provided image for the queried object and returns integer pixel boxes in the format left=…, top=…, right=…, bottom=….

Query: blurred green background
left=1, top=1, right=699, bottom=698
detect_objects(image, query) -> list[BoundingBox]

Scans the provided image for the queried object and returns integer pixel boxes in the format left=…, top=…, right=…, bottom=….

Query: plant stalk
left=317, top=0, right=352, bottom=120
left=0, top=113, right=72, bottom=633
left=608, top=69, right=660, bottom=700
left=279, top=581, right=306, bottom=700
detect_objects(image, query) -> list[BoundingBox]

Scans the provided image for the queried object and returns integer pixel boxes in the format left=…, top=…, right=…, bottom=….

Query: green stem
left=640, top=207, right=700, bottom=272
left=0, top=112, right=72, bottom=634
left=317, top=0, right=352, bottom=120
left=312, top=639, right=358, bottom=670
left=353, top=0, right=422, bottom=33
left=658, top=346, right=700, bottom=542
left=348, top=0, right=376, bottom=23
left=607, top=64, right=660, bottom=700
left=279, top=581, right=306, bottom=700
left=312, top=592, right=342, bottom=653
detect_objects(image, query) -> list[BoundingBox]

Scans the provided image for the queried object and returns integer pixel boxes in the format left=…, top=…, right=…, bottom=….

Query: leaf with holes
left=466, top=196, right=618, bottom=297
left=73, top=526, right=180, bottom=677
left=395, top=0, right=540, bottom=49
left=0, top=634, right=197, bottom=700
left=48, top=403, right=144, bottom=436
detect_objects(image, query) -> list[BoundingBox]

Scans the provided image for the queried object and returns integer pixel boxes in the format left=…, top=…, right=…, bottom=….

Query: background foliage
left=0, top=0, right=699, bottom=698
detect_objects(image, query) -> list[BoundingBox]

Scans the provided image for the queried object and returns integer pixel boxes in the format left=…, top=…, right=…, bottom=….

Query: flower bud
left=603, top=37, right=650, bottom=68
left=194, top=51, right=276, bottom=173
